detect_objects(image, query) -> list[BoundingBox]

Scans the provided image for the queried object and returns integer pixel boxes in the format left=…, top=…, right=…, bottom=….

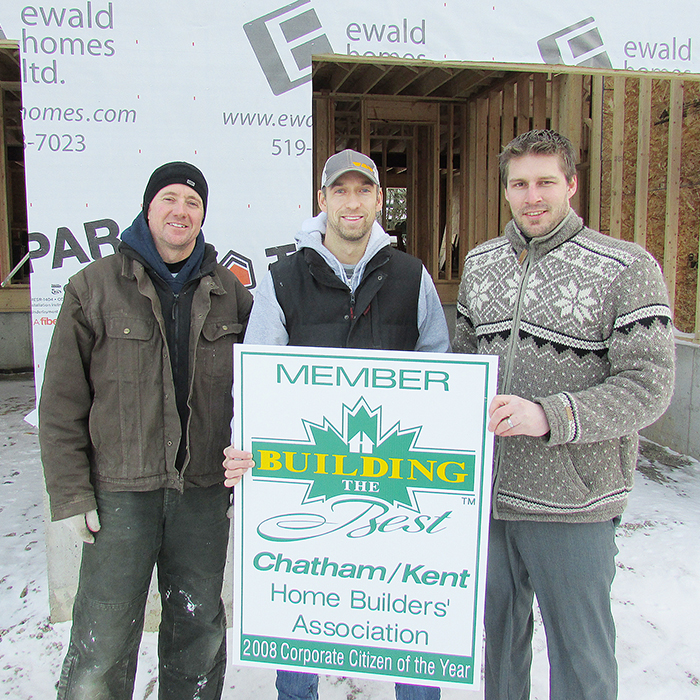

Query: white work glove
left=227, top=491, right=234, bottom=520
left=67, top=509, right=101, bottom=544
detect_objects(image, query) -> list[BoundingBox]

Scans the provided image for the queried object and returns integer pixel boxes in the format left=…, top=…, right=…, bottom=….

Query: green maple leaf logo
left=251, top=398, right=475, bottom=510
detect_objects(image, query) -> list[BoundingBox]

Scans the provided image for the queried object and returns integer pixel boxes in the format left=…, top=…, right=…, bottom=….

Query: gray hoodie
left=244, top=212, right=449, bottom=352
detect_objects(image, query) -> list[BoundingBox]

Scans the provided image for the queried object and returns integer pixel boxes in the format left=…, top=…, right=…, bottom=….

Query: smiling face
left=504, top=153, right=577, bottom=238
left=147, top=183, right=204, bottom=263
left=318, top=171, right=383, bottom=258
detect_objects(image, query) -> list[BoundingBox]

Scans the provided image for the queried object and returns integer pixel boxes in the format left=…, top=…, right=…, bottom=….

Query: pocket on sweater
left=562, top=444, right=593, bottom=496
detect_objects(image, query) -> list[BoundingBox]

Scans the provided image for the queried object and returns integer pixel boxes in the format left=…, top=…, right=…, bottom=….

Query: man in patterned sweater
left=452, top=130, right=675, bottom=700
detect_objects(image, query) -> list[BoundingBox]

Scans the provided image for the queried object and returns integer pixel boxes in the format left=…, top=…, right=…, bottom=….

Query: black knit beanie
left=142, top=161, right=209, bottom=221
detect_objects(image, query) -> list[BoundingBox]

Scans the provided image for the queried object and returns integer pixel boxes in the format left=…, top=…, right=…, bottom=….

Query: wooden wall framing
left=311, top=61, right=700, bottom=333
left=459, top=71, right=592, bottom=269
left=0, top=43, right=30, bottom=311
left=599, top=75, right=700, bottom=336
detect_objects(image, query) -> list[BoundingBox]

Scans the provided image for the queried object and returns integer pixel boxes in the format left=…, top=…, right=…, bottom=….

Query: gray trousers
left=485, top=518, right=618, bottom=700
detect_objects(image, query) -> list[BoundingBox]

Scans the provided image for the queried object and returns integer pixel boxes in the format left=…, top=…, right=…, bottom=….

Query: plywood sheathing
left=600, top=77, right=700, bottom=333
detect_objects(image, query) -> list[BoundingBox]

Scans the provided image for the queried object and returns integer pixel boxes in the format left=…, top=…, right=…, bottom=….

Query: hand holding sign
left=223, top=445, right=255, bottom=486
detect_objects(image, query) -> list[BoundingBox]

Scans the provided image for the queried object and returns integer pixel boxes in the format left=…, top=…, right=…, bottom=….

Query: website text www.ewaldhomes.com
left=222, top=111, right=312, bottom=127
left=22, top=106, right=136, bottom=153
left=22, top=105, right=137, bottom=124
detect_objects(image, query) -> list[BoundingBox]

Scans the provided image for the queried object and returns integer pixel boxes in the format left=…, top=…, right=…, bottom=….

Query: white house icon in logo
left=349, top=432, right=375, bottom=454
left=244, top=0, right=332, bottom=96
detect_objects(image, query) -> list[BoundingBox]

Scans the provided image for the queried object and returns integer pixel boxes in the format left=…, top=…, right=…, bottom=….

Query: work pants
left=56, top=484, right=230, bottom=700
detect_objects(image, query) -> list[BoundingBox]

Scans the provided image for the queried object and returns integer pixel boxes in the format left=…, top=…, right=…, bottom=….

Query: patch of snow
left=1, top=375, right=698, bottom=698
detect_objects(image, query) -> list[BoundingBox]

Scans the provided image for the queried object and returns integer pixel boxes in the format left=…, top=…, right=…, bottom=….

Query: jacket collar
left=119, top=211, right=207, bottom=293
left=120, top=239, right=220, bottom=291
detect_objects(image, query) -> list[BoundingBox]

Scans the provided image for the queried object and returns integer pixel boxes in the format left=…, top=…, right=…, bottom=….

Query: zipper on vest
left=349, top=291, right=355, bottom=320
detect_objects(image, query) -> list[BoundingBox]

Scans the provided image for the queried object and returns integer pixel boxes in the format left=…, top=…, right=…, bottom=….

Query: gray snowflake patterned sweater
left=453, top=209, right=675, bottom=523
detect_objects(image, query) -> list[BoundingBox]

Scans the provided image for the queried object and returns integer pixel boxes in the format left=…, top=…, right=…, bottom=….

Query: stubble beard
left=328, top=214, right=375, bottom=243
left=515, top=203, right=569, bottom=238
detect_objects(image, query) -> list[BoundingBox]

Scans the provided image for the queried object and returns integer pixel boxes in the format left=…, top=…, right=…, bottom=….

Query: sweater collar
left=505, top=208, right=585, bottom=260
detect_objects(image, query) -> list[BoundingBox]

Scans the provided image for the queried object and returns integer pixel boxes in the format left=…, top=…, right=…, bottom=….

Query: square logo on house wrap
left=538, top=17, right=612, bottom=69
left=244, top=0, right=332, bottom=96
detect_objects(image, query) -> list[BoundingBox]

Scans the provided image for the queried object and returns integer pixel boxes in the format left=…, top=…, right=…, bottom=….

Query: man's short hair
left=499, top=130, right=577, bottom=187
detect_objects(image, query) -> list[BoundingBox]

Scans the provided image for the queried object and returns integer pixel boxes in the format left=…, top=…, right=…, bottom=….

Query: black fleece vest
left=270, top=245, right=422, bottom=350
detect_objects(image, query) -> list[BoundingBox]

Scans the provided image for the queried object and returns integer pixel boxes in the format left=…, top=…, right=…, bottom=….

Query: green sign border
left=235, top=348, right=494, bottom=687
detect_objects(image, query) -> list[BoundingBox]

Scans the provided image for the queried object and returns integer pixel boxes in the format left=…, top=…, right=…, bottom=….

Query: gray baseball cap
left=321, top=149, right=380, bottom=188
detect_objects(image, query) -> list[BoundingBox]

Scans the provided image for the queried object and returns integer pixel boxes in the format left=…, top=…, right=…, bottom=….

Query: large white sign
left=0, top=1, right=698, bottom=393
left=232, top=345, right=497, bottom=690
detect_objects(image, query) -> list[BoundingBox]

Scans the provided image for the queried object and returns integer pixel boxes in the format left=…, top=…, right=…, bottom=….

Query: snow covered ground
left=1, top=373, right=698, bottom=699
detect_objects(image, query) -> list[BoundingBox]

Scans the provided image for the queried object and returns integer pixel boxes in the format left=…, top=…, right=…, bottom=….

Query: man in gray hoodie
left=244, top=149, right=448, bottom=353
left=224, top=149, right=449, bottom=700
